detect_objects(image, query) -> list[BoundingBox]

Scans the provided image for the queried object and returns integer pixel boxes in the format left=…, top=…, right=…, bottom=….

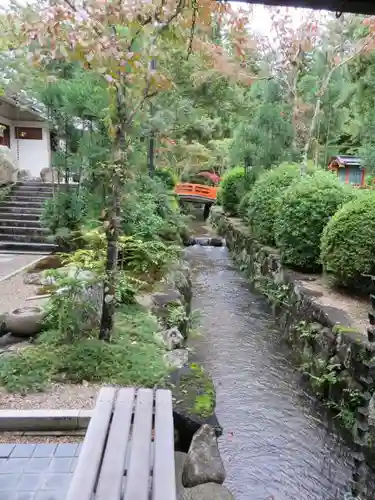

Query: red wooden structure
left=174, top=182, right=218, bottom=204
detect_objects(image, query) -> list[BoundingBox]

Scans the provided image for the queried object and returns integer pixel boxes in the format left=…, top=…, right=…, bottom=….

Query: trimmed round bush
left=274, top=170, right=354, bottom=271
left=219, top=167, right=246, bottom=216
left=238, top=191, right=252, bottom=220
left=321, top=192, right=375, bottom=292
left=246, top=163, right=303, bottom=245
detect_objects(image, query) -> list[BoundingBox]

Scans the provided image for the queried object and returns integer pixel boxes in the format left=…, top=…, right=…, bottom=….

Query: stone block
left=17, top=473, right=44, bottom=491
left=11, top=445, right=36, bottom=459
left=41, top=472, right=71, bottom=491
left=53, top=444, right=78, bottom=458
left=0, top=473, right=21, bottom=490
left=24, top=458, right=51, bottom=473
left=179, top=483, right=234, bottom=500
left=49, top=458, right=73, bottom=473
left=182, top=425, right=225, bottom=488
left=0, top=445, right=15, bottom=459
left=0, top=458, right=28, bottom=474
left=0, top=409, right=87, bottom=432
left=32, top=445, right=57, bottom=459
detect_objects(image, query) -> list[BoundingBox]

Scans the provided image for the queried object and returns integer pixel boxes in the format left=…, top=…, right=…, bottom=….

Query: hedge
left=321, top=192, right=375, bottom=293
left=274, top=170, right=354, bottom=271
left=219, top=166, right=246, bottom=216
left=246, top=163, right=304, bottom=245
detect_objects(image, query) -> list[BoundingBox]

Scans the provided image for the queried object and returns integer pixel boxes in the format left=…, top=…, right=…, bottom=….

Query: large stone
left=151, top=288, right=188, bottom=337
left=17, top=169, right=31, bottom=182
left=27, top=255, right=63, bottom=273
left=23, top=272, right=45, bottom=286
left=0, top=314, right=8, bottom=337
left=40, top=167, right=54, bottom=182
left=163, top=363, right=222, bottom=452
left=182, top=425, right=225, bottom=488
left=0, top=145, right=17, bottom=184
left=155, top=327, right=184, bottom=350
left=5, top=306, right=45, bottom=337
left=175, top=451, right=187, bottom=497
left=164, top=349, right=189, bottom=369
left=165, top=261, right=192, bottom=313
left=179, top=484, right=234, bottom=500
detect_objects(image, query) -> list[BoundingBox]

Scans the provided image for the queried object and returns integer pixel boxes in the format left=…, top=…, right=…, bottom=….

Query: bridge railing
left=175, top=183, right=217, bottom=201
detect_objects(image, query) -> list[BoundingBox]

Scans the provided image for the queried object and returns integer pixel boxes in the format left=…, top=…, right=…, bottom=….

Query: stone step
left=0, top=205, right=43, bottom=215
left=11, top=188, right=54, bottom=197
left=0, top=226, right=49, bottom=237
left=4, top=195, right=49, bottom=204
left=0, top=241, right=57, bottom=253
left=0, top=212, right=42, bottom=221
left=0, top=200, right=45, bottom=209
left=0, top=232, right=51, bottom=244
left=0, top=219, right=43, bottom=229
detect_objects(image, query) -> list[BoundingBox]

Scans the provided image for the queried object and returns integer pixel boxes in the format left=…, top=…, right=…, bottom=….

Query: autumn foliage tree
left=10, top=0, right=252, bottom=340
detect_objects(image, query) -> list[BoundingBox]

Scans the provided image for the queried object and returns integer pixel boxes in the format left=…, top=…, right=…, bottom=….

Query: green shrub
left=321, top=193, right=375, bottom=292
left=42, top=190, right=86, bottom=233
left=121, top=175, right=188, bottom=243
left=238, top=191, right=252, bottom=220
left=0, top=305, right=168, bottom=394
left=219, top=167, right=246, bottom=216
left=274, top=170, right=354, bottom=271
left=154, top=168, right=176, bottom=190
left=246, top=163, right=303, bottom=245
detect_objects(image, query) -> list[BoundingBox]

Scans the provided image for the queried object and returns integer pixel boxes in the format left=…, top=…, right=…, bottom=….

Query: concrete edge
left=0, top=409, right=93, bottom=431
left=0, top=254, right=48, bottom=285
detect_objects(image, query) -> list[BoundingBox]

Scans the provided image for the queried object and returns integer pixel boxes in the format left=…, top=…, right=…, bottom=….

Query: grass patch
left=0, top=305, right=169, bottom=394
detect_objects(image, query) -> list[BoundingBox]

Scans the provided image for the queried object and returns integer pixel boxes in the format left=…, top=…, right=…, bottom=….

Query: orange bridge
left=174, top=183, right=218, bottom=204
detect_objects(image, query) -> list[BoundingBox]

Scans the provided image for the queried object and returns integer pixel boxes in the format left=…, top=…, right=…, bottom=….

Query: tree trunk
left=99, top=120, right=124, bottom=340
left=99, top=180, right=121, bottom=341
left=301, top=97, right=321, bottom=175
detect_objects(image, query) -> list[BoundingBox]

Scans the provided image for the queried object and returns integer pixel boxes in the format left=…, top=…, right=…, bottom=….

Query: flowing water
left=184, top=221, right=375, bottom=500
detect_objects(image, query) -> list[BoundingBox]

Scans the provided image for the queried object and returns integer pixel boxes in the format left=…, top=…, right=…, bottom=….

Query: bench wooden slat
left=152, top=390, right=176, bottom=500
left=124, top=388, right=153, bottom=500
left=95, top=388, right=135, bottom=500
left=66, top=387, right=116, bottom=500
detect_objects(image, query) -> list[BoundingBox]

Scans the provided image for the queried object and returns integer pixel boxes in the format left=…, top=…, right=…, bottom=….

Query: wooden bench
left=66, top=387, right=176, bottom=500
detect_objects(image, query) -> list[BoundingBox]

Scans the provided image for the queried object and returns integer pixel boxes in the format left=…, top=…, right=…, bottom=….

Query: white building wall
left=0, top=116, right=51, bottom=179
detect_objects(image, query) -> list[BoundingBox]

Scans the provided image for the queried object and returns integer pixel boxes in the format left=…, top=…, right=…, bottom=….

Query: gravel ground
left=0, top=271, right=43, bottom=314
left=300, top=276, right=370, bottom=335
left=0, top=253, right=46, bottom=281
left=0, top=433, right=84, bottom=443
left=0, top=383, right=101, bottom=410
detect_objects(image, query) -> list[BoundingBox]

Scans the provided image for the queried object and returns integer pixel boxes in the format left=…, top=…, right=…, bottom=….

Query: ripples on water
left=184, top=242, right=375, bottom=500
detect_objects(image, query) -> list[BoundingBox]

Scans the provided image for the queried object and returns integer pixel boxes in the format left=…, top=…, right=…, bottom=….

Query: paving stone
left=69, top=458, right=78, bottom=473
left=0, top=444, right=15, bottom=458
left=24, top=458, right=51, bottom=473
left=34, top=491, right=66, bottom=500
left=74, top=444, right=82, bottom=457
left=0, top=459, right=28, bottom=473
left=11, top=445, right=36, bottom=459
left=32, top=445, right=57, bottom=459
left=17, top=473, right=43, bottom=491
left=0, top=472, right=21, bottom=490
left=41, top=473, right=71, bottom=491
left=0, top=492, right=17, bottom=500
left=49, top=458, right=72, bottom=473
left=54, top=444, right=78, bottom=458
left=15, top=493, right=35, bottom=500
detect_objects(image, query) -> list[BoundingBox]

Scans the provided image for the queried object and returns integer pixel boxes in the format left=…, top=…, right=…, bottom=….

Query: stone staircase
left=0, top=182, right=57, bottom=253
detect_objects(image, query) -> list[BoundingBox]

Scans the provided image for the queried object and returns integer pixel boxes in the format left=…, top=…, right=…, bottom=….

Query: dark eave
left=229, top=0, right=375, bottom=15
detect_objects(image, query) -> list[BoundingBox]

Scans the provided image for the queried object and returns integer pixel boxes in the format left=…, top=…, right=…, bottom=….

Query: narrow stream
left=184, top=222, right=375, bottom=500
